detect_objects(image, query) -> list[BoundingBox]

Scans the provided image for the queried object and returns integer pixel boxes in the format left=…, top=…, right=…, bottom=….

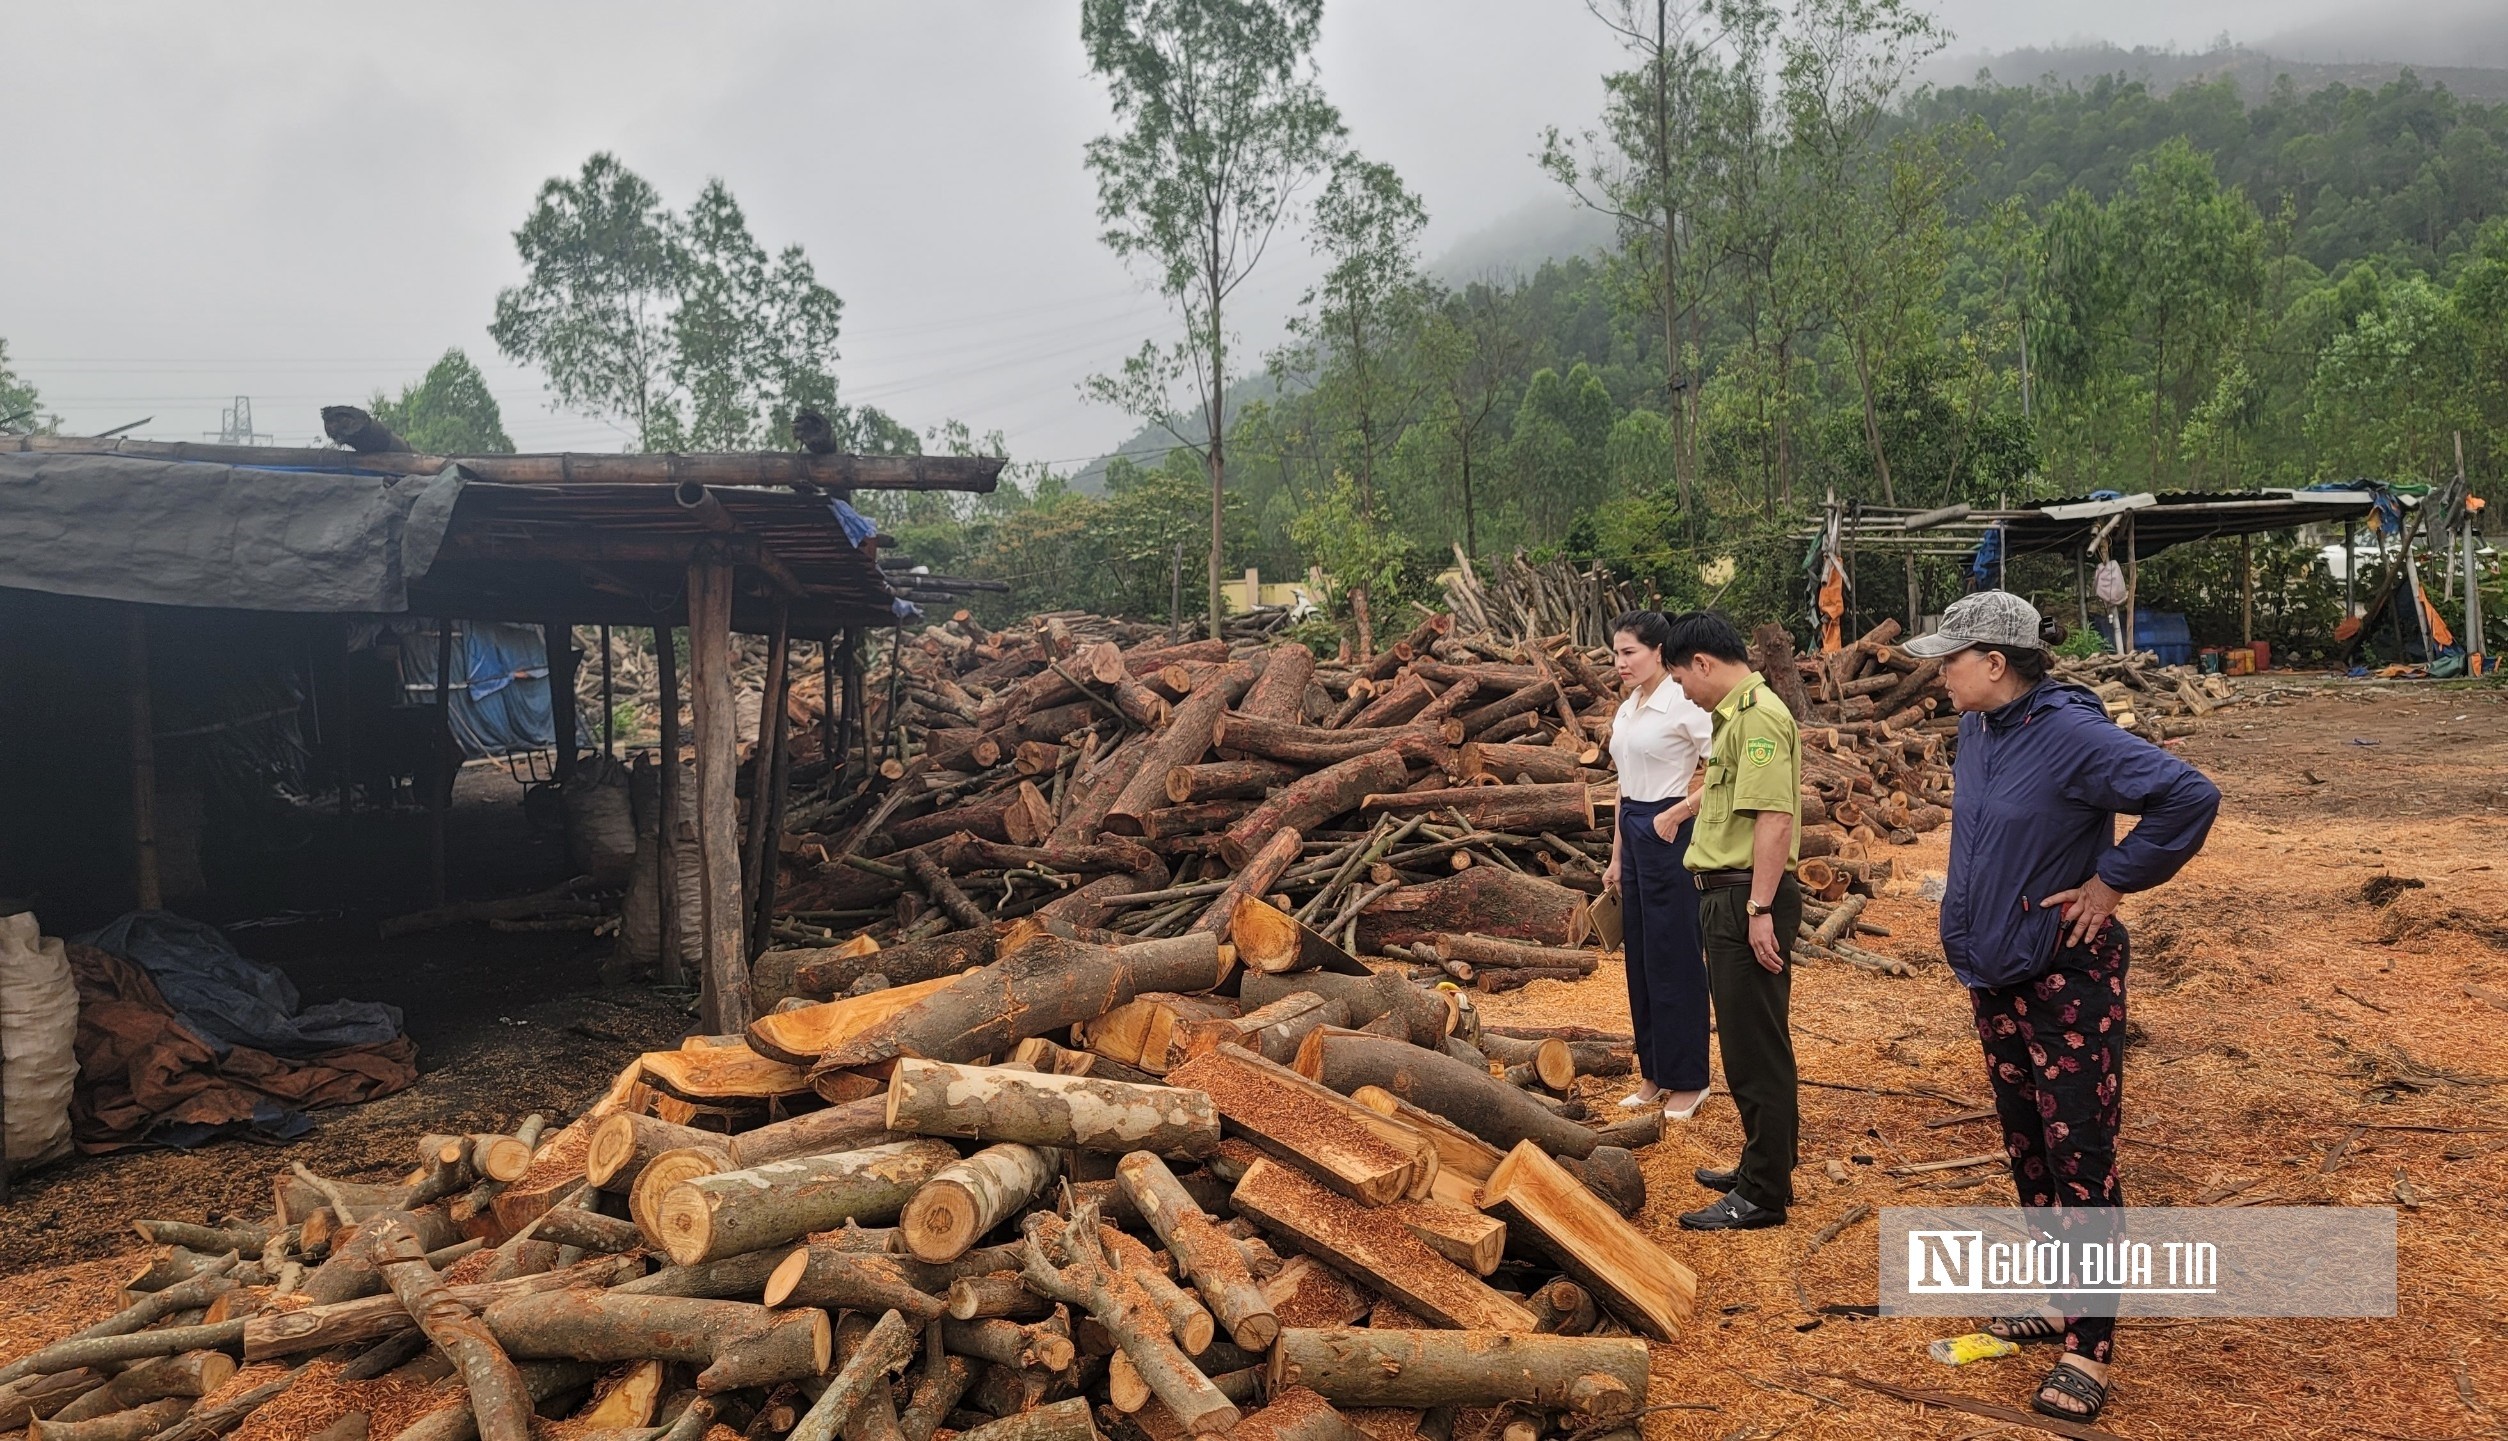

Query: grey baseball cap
left=1904, top=590, right=2048, bottom=657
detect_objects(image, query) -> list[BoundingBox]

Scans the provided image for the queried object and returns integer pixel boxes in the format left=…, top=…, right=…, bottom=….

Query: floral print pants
left=1970, top=923, right=2128, bottom=1365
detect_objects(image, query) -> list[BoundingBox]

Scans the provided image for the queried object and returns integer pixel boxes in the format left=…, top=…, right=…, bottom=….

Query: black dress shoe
left=1694, top=1166, right=1739, bottom=1192
left=1678, top=1190, right=1787, bottom=1231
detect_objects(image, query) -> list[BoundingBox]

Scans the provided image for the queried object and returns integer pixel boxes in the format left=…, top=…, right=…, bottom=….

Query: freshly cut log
left=810, top=932, right=1226, bottom=1071
left=1297, top=1032, right=1611, bottom=1159
left=1017, top=1210, right=1240, bottom=1435
left=1227, top=1160, right=1535, bottom=1333
left=1138, top=800, right=1258, bottom=840
left=1466, top=1031, right=1579, bottom=1091
left=1226, top=1388, right=1372, bottom=1441
left=1074, top=991, right=1234, bottom=1075
left=482, top=1291, right=831, bottom=1395
left=1445, top=680, right=1559, bottom=743
left=631, top=1149, right=727, bottom=1242
left=637, top=1045, right=812, bottom=1104
left=1165, top=760, right=1298, bottom=804
left=1346, top=674, right=1435, bottom=729
left=1236, top=643, right=1316, bottom=723
left=1356, top=869, right=1589, bottom=952
left=744, top=976, right=958, bottom=1066
left=240, top=1256, right=639, bottom=1360
left=1050, top=735, right=1152, bottom=848
left=1228, top=897, right=1368, bottom=977
left=1208, top=718, right=1439, bottom=768
left=1258, top=1256, right=1371, bottom=1329
left=884, top=1058, right=1220, bottom=1158
left=1433, top=935, right=1599, bottom=981
left=946, top=1272, right=1052, bottom=1321
left=1216, top=753, right=1408, bottom=870
left=1479, top=1142, right=1692, bottom=1339
left=299, top=1207, right=464, bottom=1305
left=1377, top=1199, right=1508, bottom=1276
left=1095, top=1223, right=1217, bottom=1355
left=1455, top=743, right=1589, bottom=785
left=1348, top=1087, right=1505, bottom=1187
left=571, top=1359, right=664, bottom=1430
left=613, top=1248, right=785, bottom=1301
left=43, top=1352, right=233, bottom=1423
left=0, top=1370, right=107, bottom=1431
left=1103, top=662, right=1258, bottom=836
left=1236, top=972, right=1447, bottom=1051
left=949, top=1397, right=1098, bottom=1441
left=942, top=1315, right=1079, bottom=1374
left=900, top=1143, right=1060, bottom=1264
left=1185, top=827, right=1304, bottom=934
left=1360, top=784, right=1593, bottom=834
left=0, top=1260, right=241, bottom=1389
left=1163, top=1048, right=1419, bottom=1206
left=897, top=1354, right=975, bottom=1441
left=884, top=784, right=1056, bottom=849
left=368, top=1218, right=532, bottom=1441
left=1115, top=1152, right=1278, bottom=1351
left=1181, top=991, right=1349, bottom=1067
left=28, top=1395, right=192, bottom=1440
left=389, top=1362, right=599, bottom=1441
left=652, top=1139, right=960, bottom=1266
left=787, top=1307, right=918, bottom=1441
left=586, top=1113, right=729, bottom=1192
left=1268, top=1328, right=1649, bottom=1419
left=758, top=1246, right=950, bottom=1322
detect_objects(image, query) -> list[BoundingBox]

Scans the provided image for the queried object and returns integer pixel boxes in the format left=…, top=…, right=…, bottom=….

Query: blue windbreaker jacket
left=1940, top=681, right=2221, bottom=988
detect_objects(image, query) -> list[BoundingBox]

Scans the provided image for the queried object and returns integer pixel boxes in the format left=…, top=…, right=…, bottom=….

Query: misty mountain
left=1926, top=40, right=2508, bottom=105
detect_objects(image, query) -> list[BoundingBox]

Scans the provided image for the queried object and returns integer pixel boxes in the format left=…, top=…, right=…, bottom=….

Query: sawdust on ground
left=1473, top=680, right=2508, bottom=1441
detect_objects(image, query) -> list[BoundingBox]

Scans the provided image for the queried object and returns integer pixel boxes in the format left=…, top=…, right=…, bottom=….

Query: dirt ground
left=1471, top=678, right=2508, bottom=1441
left=3, top=682, right=2504, bottom=1439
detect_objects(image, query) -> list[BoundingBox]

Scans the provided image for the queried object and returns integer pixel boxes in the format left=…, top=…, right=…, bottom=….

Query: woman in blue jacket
left=1905, top=591, right=2220, bottom=1425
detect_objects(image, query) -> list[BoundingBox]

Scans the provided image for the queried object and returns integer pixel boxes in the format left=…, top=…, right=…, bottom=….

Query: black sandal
left=1986, top=1314, right=2065, bottom=1345
left=2032, top=1360, right=2110, bottom=1422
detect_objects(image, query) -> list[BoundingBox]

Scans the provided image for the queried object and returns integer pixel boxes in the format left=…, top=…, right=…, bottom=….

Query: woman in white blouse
left=1603, top=611, right=1717, bottom=1120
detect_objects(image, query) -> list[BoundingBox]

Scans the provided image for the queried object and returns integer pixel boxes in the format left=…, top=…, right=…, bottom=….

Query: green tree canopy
left=370, top=349, right=514, bottom=454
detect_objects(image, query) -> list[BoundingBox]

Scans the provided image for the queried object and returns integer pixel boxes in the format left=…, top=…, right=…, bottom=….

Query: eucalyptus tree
left=370, top=349, right=514, bottom=454
left=1081, top=0, right=1345, bottom=637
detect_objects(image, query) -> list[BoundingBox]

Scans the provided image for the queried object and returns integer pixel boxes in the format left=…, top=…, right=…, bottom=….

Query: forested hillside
left=866, top=36, right=2506, bottom=637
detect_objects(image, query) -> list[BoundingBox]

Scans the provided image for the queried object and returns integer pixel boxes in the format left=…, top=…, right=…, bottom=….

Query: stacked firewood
left=0, top=923, right=1694, bottom=1441
left=764, top=614, right=1627, bottom=998
left=2052, top=652, right=2238, bottom=743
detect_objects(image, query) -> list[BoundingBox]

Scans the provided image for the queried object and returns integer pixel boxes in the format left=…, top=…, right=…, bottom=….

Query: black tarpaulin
left=0, top=452, right=462, bottom=613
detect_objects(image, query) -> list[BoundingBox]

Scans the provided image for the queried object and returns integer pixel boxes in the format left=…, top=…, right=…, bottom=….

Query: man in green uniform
left=1662, top=611, right=1801, bottom=1230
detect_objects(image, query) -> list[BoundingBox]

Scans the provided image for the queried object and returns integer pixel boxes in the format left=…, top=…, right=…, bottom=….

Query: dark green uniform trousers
left=1700, top=875, right=1802, bottom=1211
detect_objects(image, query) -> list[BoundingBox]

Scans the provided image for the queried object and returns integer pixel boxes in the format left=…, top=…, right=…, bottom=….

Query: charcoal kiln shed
left=0, top=430, right=1005, bottom=1034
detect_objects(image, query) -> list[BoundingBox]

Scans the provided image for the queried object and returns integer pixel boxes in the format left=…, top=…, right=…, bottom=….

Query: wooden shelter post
left=2240, top=533, right=2254, bottom=649
left=820, top=635, right=838, bottom=762
left=545, top=622, right=578, bottom=784
left=600, top=624, right=616, bottom=758
left=654, top=624, right=684, bottom=989
left=687, top=553, right=752, bottom=1033
left=432, top=620, right=454, bottom=905
left=2123, top=514, right=2139, bottom=658
left=337, top=621, right=356, bottom=817
left=843, top=628, right=869, bottom=779
left=748, top=607, right=795, bottom=960
left=128, top=606, right=162, bottom=911
left=742, top=601, right=793, bottom=918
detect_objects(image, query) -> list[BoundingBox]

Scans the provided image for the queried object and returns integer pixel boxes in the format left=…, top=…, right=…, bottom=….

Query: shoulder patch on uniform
left=1745, top=735, right=1776, bottom=767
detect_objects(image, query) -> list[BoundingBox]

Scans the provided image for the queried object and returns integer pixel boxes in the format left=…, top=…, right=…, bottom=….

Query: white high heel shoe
left=1618, top=1086, right=1662, bottom=1109
left=1661, top=1086, right=1712, bottom=1121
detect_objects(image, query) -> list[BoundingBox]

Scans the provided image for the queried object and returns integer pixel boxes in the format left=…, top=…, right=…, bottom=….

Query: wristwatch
left=1745, top=898, right=1772, bottom=917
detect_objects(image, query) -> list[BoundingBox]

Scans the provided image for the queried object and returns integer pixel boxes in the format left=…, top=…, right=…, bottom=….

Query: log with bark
left=1355, top=870, right=1589, bottom=952
left=1016, top=1209, right=1240, bottom=1436
left=898, top=1143, right=1060, bottom=1264
left=1113, top=1152, right=1278, bottom=1351
left=1226, top=897, right=1368, bottom=977
left=883, top=1058, right=1220, bottom=1158
left=369, top=1219, right=534, bottom=1441
left=807, top=932, right=1227, bottom=1071
left=1296, top=1031, right=1647, bottom=1160
left=1268, top=1328, right=1649, bottom=1419
left=1214, top=752, right=1408, bottom=869
left=1163, top=1048, right=1423, bottom=1206
left=650, top=1139, right=961, bottom=1266
left=482, top=1291, right=831, bottom=1395
left=1226, top=1160, right=1534, bottom=1333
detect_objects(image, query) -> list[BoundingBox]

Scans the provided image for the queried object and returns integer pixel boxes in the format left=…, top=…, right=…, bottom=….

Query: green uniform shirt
left=1683, top=671, right=1802, bottom=873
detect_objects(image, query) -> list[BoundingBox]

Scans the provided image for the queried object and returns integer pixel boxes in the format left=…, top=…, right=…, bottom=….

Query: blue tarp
left=395, top=621, right=559, bottom=758
left=74, top=911, right=408, bottom=1059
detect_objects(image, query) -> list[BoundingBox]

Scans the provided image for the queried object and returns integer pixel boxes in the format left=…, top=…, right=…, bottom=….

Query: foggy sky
left=0, top=0, right=2468, bottom=467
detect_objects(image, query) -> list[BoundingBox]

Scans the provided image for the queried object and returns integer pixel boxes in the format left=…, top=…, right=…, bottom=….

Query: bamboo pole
left=688, top=555, right=752, bottom=1032
left=743, top=602, right=793, bottom=916
left=545, top=623, right=577, bottom=784
left=601, top=624, right=616, bottom=758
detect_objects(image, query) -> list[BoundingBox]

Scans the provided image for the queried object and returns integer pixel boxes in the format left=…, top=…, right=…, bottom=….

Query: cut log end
left=762, top=1248, right=812, bottom=1309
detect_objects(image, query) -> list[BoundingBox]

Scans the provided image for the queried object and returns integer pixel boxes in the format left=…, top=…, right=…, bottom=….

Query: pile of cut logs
left=0, top=921, right=1694, bottom=1441
left=766, top=613, right=1629, bottom=1007
left=2051, top=652, right=2238, bottom=743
